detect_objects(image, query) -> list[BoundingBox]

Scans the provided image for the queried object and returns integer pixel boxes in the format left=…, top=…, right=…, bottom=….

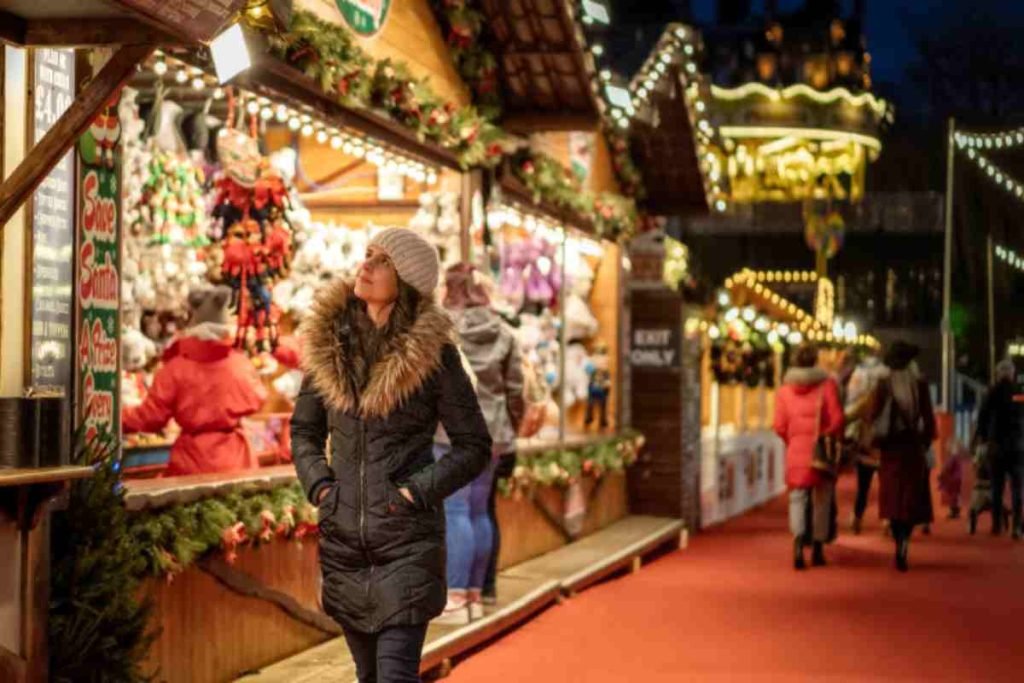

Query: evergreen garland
left=127, top=482, right=318, bottom=577
left=429, top=0, right=646, bottom=199
left=499, top=431, right=644, bottom=497
left=513, top=149, right=639, bottom=241
left=49, top=432, right=158, bottom=683
left=268, top=10, right=505, bottom=169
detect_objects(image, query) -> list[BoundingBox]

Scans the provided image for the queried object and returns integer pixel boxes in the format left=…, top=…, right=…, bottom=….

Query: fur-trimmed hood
left=783, top=366, right=829, bottom=394
left=300, top=279, right=455, bottom=419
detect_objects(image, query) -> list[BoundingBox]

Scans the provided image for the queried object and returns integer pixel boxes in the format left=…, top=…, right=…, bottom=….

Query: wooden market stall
left=698, top=268, right=879, bottom=527
left=2, top=1, right=652, bottom=681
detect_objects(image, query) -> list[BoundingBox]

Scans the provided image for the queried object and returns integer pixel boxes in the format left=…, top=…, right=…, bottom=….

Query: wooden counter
left=0, top=467, right=93, bottom=489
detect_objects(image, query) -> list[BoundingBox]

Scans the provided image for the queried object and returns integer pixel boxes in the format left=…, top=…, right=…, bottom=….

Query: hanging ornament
left=209, top=124, right=295, bottom=354
left=803, top=208, right=845, bottom=260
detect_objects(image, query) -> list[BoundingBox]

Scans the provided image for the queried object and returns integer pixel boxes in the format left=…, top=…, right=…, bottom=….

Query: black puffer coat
left=291, top=280, right=492, bottom=633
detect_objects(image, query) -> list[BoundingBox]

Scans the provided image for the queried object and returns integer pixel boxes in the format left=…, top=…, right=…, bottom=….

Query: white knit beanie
left=369, top=228, right=440, bottom=296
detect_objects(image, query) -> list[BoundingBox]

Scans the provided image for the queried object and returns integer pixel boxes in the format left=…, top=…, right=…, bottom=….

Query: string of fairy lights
left=955, top=128, right=1024, bottom=276
left=147, top=50, right=442, bottom=186
left=954, top=130, right=1024, bottom=202
left=627, top=24, right=723, bottom=211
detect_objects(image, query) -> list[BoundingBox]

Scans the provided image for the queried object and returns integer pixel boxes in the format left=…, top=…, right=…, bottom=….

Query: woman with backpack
left=868, top=341, right=936, bottom=572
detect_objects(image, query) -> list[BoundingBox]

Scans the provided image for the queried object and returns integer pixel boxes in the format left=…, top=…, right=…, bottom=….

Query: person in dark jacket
left=976, top=359, right=1024, bottom=539
left=868, top=341, right=936, bottom=572
left=291, top=227, right=492, bottom=682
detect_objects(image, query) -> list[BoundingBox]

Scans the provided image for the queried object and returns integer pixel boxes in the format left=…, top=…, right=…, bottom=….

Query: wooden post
left=0, top=44, right=153, bottom=231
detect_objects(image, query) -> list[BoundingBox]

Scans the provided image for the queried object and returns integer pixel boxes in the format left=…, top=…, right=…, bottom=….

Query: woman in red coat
left=774, top=343, right=844, bottom=569
left=123, top=286, right=267, bottom=476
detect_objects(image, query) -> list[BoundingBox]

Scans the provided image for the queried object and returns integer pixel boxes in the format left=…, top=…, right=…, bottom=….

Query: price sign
left=29, top=48, right=76, bottom=394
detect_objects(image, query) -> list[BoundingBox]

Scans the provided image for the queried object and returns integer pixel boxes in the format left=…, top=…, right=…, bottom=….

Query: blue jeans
left=434, top=444, right=496, bottom=591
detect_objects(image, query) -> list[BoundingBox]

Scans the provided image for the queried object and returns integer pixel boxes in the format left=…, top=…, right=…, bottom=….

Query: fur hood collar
left=783, top=366, right=829, bottom=388
left=300, top=279, right=454, bottom=419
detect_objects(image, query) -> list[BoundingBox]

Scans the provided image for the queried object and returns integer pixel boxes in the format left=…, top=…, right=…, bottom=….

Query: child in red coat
left=123, top=286, right=266, bottom=476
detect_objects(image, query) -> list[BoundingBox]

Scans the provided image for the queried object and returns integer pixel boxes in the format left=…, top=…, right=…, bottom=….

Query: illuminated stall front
left=699, top=268, right=879, bottom=527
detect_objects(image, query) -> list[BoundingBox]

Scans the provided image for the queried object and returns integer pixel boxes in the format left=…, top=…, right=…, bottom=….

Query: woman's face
left=354, top=245, right=399, bottom=305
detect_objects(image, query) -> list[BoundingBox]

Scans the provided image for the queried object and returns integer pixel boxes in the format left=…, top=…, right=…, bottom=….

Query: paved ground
left=447, top=473, right=1024, bottom=682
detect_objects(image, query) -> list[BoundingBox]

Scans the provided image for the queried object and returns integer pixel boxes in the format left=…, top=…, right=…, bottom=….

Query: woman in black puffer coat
left=291, top=228, right=491, bottom=682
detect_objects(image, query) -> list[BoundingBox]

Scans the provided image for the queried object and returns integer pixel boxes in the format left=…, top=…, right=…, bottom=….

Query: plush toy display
left=408, top=191, right=461, bottom=266
left=120, top=90, right=209, bottom=329
left=121, top=327, right=158, bottom=410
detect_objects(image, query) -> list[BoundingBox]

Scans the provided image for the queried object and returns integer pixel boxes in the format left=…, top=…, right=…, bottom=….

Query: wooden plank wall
left=527, top=128, right=623, bottom=195
left=137, top=476, right=626, bottom=681
left=141, top=540, right=328, bottom=683
left=495, top=473, right=627, bottom=569
left=296, top=0, right=471, bottom=107
left=627, top=288, right=685, bottom=519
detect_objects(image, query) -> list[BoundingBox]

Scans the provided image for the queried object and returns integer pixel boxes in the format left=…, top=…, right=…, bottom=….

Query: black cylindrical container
left=0, top=396, right=71, bottom=469
left=0, top=397, right=31, bottom=468
left=35, top=396, right=71, bottom=467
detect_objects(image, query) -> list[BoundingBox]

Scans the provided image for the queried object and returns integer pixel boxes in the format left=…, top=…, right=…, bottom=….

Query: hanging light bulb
left=331, top=135, right=343, bottom=149
left=260, top=107, right=273, bottom=120
left=153, top=59, right=168, bottom=76
left=288, top=117, right=301, bottom=131
left=275, top=105, right=289, bottom=122
left=300, top=123, right=314, bottom=137
left=316, top=129, right=328, bottom=144
left=191, top=76, right=205, bottom=90
left=213, top=87, right=225, bottom=100
left=175, top=69, right=188, bottom=84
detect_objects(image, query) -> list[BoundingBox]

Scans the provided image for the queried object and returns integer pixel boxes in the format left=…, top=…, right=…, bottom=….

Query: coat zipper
left=358, top=422, right=368, bottom=555
left=359, top=422, right=375, bottom=622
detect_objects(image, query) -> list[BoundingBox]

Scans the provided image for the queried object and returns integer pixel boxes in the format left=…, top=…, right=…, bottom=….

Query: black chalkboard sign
left=29, top=48, right=76, bottom=394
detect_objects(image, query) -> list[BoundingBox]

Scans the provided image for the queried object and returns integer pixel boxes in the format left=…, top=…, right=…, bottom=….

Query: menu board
left=29, top=49, right=76, bottom=394
left=76, top=92, right=124, bottom=442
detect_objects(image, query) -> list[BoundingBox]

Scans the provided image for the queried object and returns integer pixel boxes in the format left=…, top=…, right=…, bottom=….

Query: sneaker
left=481, top=593, right=498, bottom=606
left=434, top=596, right=470, bottom=626
left=468, top=601, right=485, bottom=621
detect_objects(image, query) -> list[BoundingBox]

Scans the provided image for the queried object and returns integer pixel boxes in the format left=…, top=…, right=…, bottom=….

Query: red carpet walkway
left=448, top=475, right=1024, bottom=682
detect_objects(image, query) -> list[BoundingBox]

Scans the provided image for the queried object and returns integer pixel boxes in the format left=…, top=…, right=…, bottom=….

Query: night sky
left=614, top=0, right=1024, bottom=113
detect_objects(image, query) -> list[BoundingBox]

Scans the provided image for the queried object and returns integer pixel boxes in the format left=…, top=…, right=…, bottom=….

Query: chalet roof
left=477, top=0, right=602, bottom=132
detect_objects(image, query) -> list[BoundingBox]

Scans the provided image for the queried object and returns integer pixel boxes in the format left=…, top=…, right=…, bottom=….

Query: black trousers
left=342, top=623, right=428, bottom=683
left=990, top=459, right=1023, bottom=533
left=483, top=452, right=515, bottom=596
left=891, top=520, right=913, bottom=542
left=854, top=462, right=877, bottom=520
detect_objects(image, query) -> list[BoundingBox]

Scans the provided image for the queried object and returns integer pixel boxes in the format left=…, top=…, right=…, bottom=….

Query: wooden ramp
left=236, top=516, right=682, bottom=682
left=504, top=516, right=685, bottom=596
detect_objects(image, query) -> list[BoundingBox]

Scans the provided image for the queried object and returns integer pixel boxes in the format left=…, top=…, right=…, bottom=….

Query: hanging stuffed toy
left=585, top=342, right=612, bottom=430
left=207, top=93, right=294, bottom=353
left=500, top=237, right=563, bottom=310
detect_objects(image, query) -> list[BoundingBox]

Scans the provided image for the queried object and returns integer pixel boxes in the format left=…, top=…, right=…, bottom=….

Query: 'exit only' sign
left=631, top=328, right=679, bottom=369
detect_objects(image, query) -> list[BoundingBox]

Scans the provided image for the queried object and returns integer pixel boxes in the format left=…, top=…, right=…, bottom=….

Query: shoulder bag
left=811, top=385, right=841, bottom=476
